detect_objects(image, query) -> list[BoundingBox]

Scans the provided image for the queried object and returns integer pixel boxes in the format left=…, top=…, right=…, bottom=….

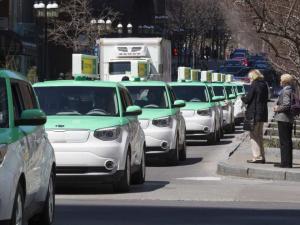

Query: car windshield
left=232, top=53, right=246, bottom=58
left=212, top=86, right=225, bottom=97
left=224, top=60, right=241, bottom=66
left=109, top=62, right=131, bottom=75
left=171, top=86, right=208, bottom=102
left=34, top=86, right=119, bottom=116
left=225, top=86, right=234, bottom=97
left=126, top=86, right=169, bottom=108
left=0, top=78, right=8, bottom=128
left=237, top=86, right=244, bottom=93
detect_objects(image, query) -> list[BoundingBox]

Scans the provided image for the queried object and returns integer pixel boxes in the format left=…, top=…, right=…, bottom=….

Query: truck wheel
left=10, top=184, right=24, bottom=225
left=131, top=147, right=146, bottom=185
left=114, top=152, right=131, bottom=193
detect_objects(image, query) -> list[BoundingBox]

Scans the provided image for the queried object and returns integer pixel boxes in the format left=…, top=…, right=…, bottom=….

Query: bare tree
left=167, top=0, right=231, bottom=68
left=48, top=0, right=120, bottom=53
left=224, top=0, right=300, bottom=80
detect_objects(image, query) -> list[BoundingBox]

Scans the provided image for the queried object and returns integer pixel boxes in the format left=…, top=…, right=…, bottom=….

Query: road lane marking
left=176, top=177, right=222, bottom=181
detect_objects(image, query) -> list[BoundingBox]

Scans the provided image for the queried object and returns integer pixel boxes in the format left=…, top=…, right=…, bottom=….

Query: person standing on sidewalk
left=242, top=69, right=269, bottom=163
left=273, top=74, right=295, bottom=168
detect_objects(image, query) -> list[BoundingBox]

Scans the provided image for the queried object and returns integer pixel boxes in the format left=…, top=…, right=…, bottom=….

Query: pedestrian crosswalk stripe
left=176, top=177, right=222, bottom=181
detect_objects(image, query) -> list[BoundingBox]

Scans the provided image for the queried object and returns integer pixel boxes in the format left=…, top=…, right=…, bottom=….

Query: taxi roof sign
left=178, top=67, right=191, bottom=81
left=201, top=71, right=212, bottom=82
left=212, top=72, right=222, bottom=82
left=225, top=74, right=233, bottom=82
left=191, top=69, right=201, bottom=81
left=72, top=54, right=99, bottom=79
left=221, top=74, right=226, bottom=82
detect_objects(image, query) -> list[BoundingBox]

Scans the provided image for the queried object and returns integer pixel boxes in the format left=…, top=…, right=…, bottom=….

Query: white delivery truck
left=99, top=37, right=172, bottom=82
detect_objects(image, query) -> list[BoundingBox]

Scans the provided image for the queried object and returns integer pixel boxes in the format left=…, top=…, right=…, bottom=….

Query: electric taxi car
left=122, top=80, right=186, bottom=165
left=206, top=82, right=235, bottom=133
left=0, top=70, right=55, bottom=225
left=33, top=79, right=145, bottom=192
left=170, top=81, right=221, bottom=144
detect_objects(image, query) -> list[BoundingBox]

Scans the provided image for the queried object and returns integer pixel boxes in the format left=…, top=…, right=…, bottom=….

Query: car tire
left=207, top=121, right=217, bottom=145
left=10, top=183, right=25, bottom=225
left=168, top=137, right=179, bottom=165
left=131, top=147, right=146, bottom=185
left=179, top=138, right=187, bottom=161
left=113, top=152, right=131, bottom=193
left=29, top=170, right=55, bottom=225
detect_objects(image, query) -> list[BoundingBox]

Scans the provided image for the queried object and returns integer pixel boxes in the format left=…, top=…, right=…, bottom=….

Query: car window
left=119, top=88, right=130, bottom=113
left=171, top=85, right=208, bottom=103
left=0, top=78, right=9, bottom=128
left=35, top=86, right=119, bottom=116
left=225, top=86, right=234, bottom=97
left=167, top=86, right=176, bottom=105
left=126, top=86, right=169, bottom=109
left=19, top=82, right=38, bottom=110
left=237, top=86, right=244, bottom=93
left=213, top=86, right=225, bottom=97
left=11, top=81, right=24, bottom=120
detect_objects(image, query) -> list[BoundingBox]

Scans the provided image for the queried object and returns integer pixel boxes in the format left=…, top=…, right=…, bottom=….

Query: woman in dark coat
left=273, top=74, right=294, bottom=168
left=242, top=69, right=269, bottom=163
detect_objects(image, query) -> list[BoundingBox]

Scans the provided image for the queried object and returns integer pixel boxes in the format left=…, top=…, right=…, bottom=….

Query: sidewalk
left=217, top=135, right=300, bottom=182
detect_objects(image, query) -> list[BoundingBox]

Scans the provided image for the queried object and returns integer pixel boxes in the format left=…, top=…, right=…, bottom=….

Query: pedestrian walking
left=273, top=74, right=295, bottom=168
left=242, top=69, right=269, bottom=163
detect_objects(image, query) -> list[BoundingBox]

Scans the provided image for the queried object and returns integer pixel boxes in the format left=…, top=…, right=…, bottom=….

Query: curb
left=217, top=161, right=300, bottom=182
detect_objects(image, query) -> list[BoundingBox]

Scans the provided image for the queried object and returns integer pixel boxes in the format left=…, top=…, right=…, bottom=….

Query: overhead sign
left=72, top=54, right=99, bottom=78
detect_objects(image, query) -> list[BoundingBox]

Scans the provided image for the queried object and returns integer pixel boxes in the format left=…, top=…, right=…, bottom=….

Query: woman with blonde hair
left=273, top=74, right=295, bottom=168
left=242, top=69, right=269, bottom=163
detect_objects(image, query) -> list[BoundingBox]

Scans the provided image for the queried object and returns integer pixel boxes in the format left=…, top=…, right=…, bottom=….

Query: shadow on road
left=147, top=157, right=203, bottom=167
left=54, top=203, right=300, bottom=225
left=56, top=180, right=169, bottom=195
left=187, top=140, right=232, bottom=146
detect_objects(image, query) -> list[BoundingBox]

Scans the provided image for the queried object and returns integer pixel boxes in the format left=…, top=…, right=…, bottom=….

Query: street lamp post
left=33, top=1, right=59, bottom=81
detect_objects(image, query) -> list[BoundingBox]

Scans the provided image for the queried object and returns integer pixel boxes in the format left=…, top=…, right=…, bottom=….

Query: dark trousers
left=277, top=121, right=293, bottom=167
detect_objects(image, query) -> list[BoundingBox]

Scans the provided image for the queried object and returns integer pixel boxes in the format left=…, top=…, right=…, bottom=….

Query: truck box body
left=99, top=38, right=171, bottom=82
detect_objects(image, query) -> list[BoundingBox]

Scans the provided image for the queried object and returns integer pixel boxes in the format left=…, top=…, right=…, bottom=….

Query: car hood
left=138, top=108, right=174, bottom=120
left=182, top=102, right=213, bottom=111
left=45, top=116, right=127, bottom=130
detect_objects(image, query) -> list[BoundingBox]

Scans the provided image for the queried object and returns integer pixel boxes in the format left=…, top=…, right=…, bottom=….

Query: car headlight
left=152, top=116, right=173, bottom=128
left=0, top=144, right=7, bottom=165
left=197, top=109, right=212, bottom=116
left=94, top=127, right=121, bottom=141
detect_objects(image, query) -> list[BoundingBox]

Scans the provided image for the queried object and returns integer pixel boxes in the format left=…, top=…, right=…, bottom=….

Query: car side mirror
left=15, top=109, right=47, bottom=126
left=212, top=96, right=225, bottom=101
left=124, top=105, right=142, bottom=116
left=173, top=100, right=186, bottom=108
left=229, top=94, right=236, bottom=99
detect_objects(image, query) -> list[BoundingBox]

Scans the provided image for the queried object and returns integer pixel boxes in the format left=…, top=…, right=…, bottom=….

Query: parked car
left=223, top=59, right=244, bottom=67
left=230, top=48, right=250, bottom=59
left=170, top=81, right=222, bottom=144
left=232, top=82, right=246, bottom=124
left=122, top=80, right=187, bottom=165
left=0, top=70, right=55, bottom=225
left=219, top=66, right=246, bottom=77
left=34, top=79, right=145, bottom=192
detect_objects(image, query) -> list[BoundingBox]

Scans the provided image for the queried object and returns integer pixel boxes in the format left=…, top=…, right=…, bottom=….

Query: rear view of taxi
left=34, top=80, right=145, bottom=192
left=122, top=80, right=186, bottom=165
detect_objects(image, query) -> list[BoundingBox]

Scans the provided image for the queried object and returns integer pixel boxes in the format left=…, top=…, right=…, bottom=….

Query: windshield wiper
left=56, top=111, right=81, bottom=115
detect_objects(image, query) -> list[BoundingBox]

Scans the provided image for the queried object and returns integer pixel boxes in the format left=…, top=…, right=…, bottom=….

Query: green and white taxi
left=0, top=70, right=55, bottom=225
left=122, top=80, right=186, bottom=165
left=169, top=80, right=221, bottom=144
left=33, top=79, right=145, bottom=192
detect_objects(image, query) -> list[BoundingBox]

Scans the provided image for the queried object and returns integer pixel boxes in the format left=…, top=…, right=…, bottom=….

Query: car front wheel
left=10, top=184, right=24, bottom=225
left=113, top=152, right=131, bottom=193
left=29, top=170, right=55, bottom=225
left=131, top=146, right=146, bottom=184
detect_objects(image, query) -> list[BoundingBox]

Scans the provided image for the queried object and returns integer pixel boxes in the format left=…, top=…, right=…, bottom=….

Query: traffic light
left=172, top=48, right=179, bottom=56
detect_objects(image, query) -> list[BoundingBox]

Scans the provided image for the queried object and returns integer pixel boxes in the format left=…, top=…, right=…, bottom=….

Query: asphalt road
left=54, top=126, right=300, bottom=225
